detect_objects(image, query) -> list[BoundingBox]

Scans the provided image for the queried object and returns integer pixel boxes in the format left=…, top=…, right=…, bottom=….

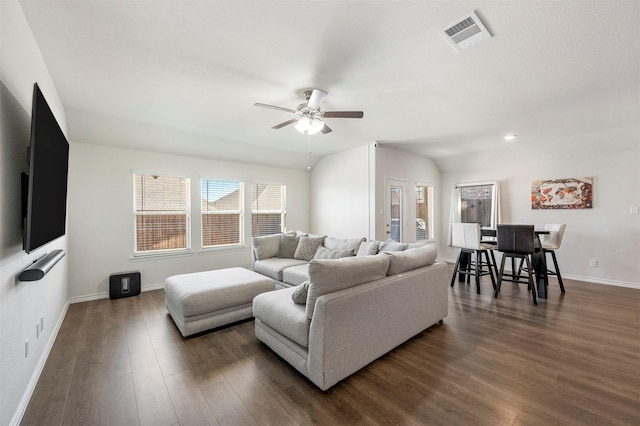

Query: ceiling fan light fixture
left=295, top=117, right=324, bottom=135
left=308, top=118, right=324, bottom=135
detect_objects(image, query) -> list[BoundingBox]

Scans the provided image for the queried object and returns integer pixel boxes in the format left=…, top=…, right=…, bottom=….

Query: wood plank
left=20, top=275, right=640, bottom=426
left=164, top=370, right=219, bottom=426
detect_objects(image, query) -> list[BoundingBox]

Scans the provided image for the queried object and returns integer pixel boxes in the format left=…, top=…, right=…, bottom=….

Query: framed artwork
left=531, top=177, right=593, bottom=209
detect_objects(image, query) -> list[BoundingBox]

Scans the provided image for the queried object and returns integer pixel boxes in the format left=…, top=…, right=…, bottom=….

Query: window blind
left=201, top=179, right=243, bottom=247
left=134, top=174, right=190, bottom=253
left=251, top=183, right=285, bottom=237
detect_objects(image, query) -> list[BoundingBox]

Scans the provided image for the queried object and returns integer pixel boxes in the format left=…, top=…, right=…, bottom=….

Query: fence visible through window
left=460, top=184, right=493, bottom=227
left=134, top=174, right=190, bottom=254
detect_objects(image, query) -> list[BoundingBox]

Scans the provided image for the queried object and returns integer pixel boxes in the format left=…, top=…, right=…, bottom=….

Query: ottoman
left=164, top=267, right=274, bottom=337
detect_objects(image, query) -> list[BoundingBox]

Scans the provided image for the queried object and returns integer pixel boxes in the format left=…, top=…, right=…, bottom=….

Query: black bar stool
left=494, top=224, right=537, bottom=305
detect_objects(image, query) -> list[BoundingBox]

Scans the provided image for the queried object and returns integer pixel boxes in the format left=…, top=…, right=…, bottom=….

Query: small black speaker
left=109, top=271, right=141, bottom=299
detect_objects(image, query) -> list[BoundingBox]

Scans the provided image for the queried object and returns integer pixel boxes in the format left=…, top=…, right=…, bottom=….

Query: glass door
left=385, top=178, right=406, bottom=242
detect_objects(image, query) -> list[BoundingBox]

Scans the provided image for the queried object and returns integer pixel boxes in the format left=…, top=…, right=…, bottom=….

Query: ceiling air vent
left=440, top=11, right=492, bottom=52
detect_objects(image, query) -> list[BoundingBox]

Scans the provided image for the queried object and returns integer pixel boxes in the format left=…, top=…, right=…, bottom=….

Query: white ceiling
left=19, top=0, right=640, bottom=170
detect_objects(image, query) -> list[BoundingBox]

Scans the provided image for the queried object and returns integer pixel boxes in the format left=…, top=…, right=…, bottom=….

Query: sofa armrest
left=306, top=261, right=448, bottom=390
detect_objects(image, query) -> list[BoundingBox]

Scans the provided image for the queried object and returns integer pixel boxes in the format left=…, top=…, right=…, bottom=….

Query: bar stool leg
left=474, top=251, right=481, bottom=294
left=524, top=255, right=538, bottom=305
left=484, top=250, right=496, bottom=289
left=450, top=249, right=462, bottom=287
left=549, top=250, right=566, bottom=294
left=495, top=255, right=507, bottom=298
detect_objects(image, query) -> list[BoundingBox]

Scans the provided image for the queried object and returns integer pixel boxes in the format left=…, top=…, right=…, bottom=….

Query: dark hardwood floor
left=22, top=272, right=640, bottom=425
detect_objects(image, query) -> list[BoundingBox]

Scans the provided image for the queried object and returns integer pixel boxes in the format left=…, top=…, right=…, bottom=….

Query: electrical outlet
left=589, top=259, right=598, bottom=267
left=25, top=339, right=29, bottom=358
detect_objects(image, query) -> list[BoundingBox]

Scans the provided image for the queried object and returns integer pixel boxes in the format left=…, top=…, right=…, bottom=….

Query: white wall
left=374, top=144, right=442, bottom=243
left=310, top=144, right=373, bottom=237
left=310, top=143, right=443, bottom=245
left=436, top=125, right=640, bottom=287
left=0, top=2, right=70, bottom=424
left=67, top=143, right=310, bottom=301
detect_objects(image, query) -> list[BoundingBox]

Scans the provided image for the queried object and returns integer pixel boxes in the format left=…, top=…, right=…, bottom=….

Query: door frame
left=384, top=177, right=407, bottom=242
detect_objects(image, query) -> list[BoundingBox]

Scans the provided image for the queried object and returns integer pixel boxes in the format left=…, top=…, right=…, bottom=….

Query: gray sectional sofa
left=251, top=232, right=449, bottom=390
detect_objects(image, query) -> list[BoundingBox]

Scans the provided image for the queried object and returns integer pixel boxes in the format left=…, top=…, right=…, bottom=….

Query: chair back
left=497, top=224, right=534, bottom=254
left=541, top=224, right=566, bottom=250
left=452, top=223, right=482, bottom=250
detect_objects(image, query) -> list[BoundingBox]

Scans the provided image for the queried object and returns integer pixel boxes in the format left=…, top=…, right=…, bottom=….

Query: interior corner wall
left=0, top=2, right=70, bottom=425
left=373, top=144, right=442, bottom=243
left=436, top=125, right=640, bottom=287
left=310, top=144, right=373, bottom=238
left=66, top=143, right=310, bottom=301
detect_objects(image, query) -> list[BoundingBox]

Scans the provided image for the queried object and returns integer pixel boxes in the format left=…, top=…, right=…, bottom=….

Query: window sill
left=199, top=245, right=247, bottom=254
left=130, top=250, right=193, bottom=261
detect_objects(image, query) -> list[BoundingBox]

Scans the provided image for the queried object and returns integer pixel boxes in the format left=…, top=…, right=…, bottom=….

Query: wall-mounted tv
left=22, top=83, right=69, bottom=254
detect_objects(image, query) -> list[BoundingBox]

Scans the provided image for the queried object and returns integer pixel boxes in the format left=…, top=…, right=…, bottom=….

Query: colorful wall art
left=531, top=177, right=593, bottom=209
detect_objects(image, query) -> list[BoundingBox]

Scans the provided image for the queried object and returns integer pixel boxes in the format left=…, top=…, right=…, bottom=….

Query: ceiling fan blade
left=323, top=111, right=364, bottom=119
left=271, top=118, right=299, bottom=129
left=320, top=124, right=332, bottom=134
left=254, top=103, right=296, bottom=113
left=307, top=89, right=327, bottom=110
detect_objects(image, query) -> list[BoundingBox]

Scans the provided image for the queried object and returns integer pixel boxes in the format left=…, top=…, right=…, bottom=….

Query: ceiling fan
left=254, top=89, right=364, bottom=135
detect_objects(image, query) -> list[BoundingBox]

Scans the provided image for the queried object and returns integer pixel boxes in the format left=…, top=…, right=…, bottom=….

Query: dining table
left=457, top=227, right=551, bottom=299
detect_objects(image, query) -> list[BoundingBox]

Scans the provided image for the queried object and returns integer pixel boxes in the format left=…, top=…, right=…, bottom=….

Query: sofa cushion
left=314, top=246, right=355, bottom=259
left=282, top=263, right=310, bottom=286
left=253, top=287, right=311, bottom=347
left=164, top=267, right=274, bottom=318
left=252, top=234, right=281, bottom=260
left=380, top=238, right=408, bottom=252
left=323, top=236, right=366, bottom=253
left=254, top=258, right=308, bottom=281
left=278, top=233, right=300, bottom=258
left=385, top=243, right=438, bottom=276
left=291, top=281, right=309, bottom=304
left=356, top=240, right=380, bottom=256
left=306, top=254, right=390, bottom=319
left=294, top=235, right=326, bottom=261
left=407, top=242, right=428, bottom=249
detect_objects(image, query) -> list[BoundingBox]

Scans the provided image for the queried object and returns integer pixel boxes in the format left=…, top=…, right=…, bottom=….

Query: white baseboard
left=560, top=274, right=640, bottom=289
left=69, top=282, right=165, bottom=304
left=10, top=300, right=70, bottom=426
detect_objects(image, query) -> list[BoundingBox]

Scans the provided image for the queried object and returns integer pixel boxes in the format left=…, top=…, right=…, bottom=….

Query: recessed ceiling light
left=504, top=134, right=517, bottom=141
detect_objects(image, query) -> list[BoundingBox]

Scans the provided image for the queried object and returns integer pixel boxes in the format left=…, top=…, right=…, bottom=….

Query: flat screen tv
left=22, top=83, right=69, bottom=253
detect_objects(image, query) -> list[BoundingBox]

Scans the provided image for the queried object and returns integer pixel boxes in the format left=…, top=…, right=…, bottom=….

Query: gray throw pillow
left=252, top=234, right=280, bottom=260
left=291, top=281, right=309, bottom=305
left=314, top=246, right=355, bottom=259
left=380, top=238, right=408, bottom=252
left=294, top=236, right=326, bottom=261
left=278, top=234, right=299, bottom=258
left=323, top=236, right=366, bottom=253
left=356, top=240, right=380, bottom=256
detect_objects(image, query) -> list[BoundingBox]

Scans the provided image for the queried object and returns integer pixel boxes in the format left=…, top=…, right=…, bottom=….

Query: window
left=251, top=183, right=286, bottom=237
left=460, top=184, right=494, bottom=227
left=134, top=173, right=190, bottom=254
left=416, top=185, right=434, bottom=241
left=201, top=179, right=243, bottom=248
left=451, top=181, right=500, bottom=230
